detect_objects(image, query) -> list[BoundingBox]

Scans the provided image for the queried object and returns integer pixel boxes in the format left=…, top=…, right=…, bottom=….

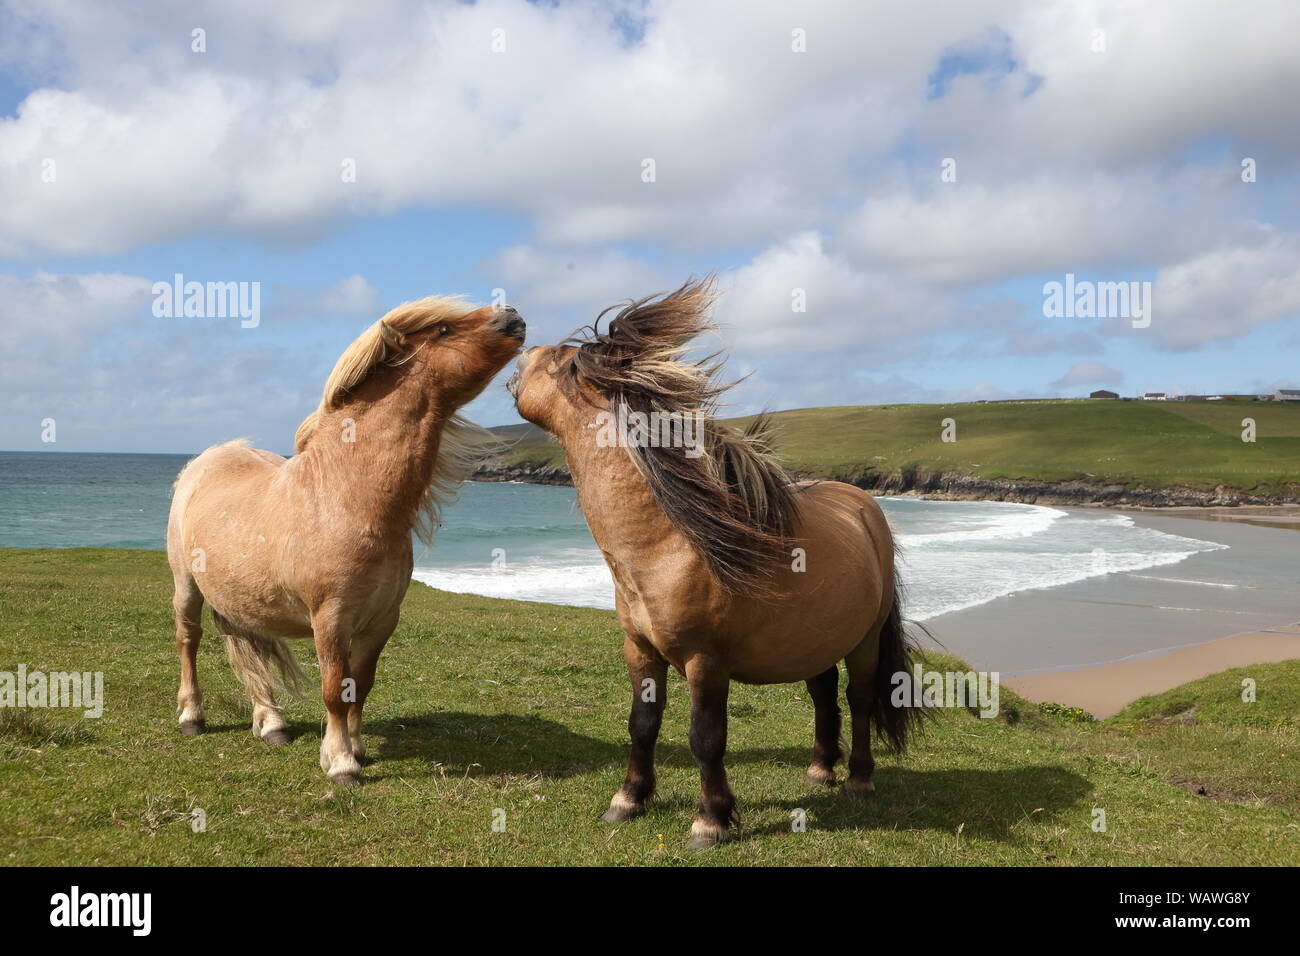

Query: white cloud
left=485, top=245, right=674, bottom=313
left=1050, top=361, right=1123, bottom=390
left=841, top=171, right=1239, bottom=285
left=2, top=1, right=1297, bottom=313
left=0, top=271, right=153, bottom=386
left=919, top=0, right=1300, bottom=170
left=0, top=0, right=1095, bottom=256
left=314, top=274, right=380, bottom=316
left=1140, top=233, right=1300, bottom=350
left=0, top=269, right=372, bottom=452
left=2, top=0, right=1300, bottom=446
left=716, top=231, right=956, bottom=355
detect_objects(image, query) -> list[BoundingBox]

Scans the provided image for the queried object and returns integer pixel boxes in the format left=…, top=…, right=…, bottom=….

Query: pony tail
left=870, top=567, right=929, bottom=753
left=214, top=613, right=306, bottom=702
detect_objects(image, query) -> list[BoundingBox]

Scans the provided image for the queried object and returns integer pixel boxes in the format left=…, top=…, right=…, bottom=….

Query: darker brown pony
left=509, top=278, right=922, bottom=848
left=557, top=295, right=797, bottom=594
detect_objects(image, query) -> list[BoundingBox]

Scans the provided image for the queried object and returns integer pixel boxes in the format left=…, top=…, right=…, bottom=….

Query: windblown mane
left=559, top=277, right=799, bottom=593
left=294, top=296, right=499, bottom=544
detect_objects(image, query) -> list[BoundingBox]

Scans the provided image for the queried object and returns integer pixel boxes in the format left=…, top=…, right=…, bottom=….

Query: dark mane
left=558, top=277, right=800, bottom=594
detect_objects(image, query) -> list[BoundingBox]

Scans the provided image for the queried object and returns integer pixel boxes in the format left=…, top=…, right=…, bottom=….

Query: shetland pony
left=508, top=279, right=920, bottom=847
left=168, top=299, right=524, bottom=784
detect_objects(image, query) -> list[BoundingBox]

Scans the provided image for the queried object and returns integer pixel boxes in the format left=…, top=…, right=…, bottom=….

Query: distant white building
left=1142, top=392, right=1167, bottom=401
left=1277, top=388, right=1300, bottom=402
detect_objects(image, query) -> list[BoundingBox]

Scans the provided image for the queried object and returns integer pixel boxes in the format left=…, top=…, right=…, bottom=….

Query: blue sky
left=2, top=0, right=1298, bottom=454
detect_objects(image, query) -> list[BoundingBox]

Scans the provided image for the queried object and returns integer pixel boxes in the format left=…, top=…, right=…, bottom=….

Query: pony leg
left=250, top=691, right=290, bottom=746
left=173, top=579, right=206, bottom=736
left=805, top=665, right=842, bottom=785
left=684, top=654, right=735, bottom=850
left=843, top=637, right=879, bottom=798
left=345, top=627, right=394, bottom=763
left=311, top=609, right=361, bottom=786
left=602, top=636, right=668, bottom=823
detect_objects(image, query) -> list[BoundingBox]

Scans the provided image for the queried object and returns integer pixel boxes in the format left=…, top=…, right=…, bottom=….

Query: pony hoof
left=685, top=832, right=725, bottom=850
left=807, top=764, right=837, bottom=786
left=601, top=804, right=644, bottom=824
left=686, top=821, right=729, bottom=850
left=844, top=778, right=876, bottom=799
left=601, top=792, right=644, bottom=824
left=262, top=729, right=291, bottom=746
left=180, top=720, right=207, bottom=736
left=329, top=772, right=361, bottom=789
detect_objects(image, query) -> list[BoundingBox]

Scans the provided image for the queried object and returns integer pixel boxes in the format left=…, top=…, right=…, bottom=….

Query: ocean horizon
left=0, top=450, right=1228, bottom=621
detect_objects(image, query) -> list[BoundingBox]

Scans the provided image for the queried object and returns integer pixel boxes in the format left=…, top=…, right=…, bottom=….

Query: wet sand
left=917, top=510, right=1300, bottom=718
left=1112, top=503, right=1300, bottom=532
left=1004, top=625, right=1300, bottom=718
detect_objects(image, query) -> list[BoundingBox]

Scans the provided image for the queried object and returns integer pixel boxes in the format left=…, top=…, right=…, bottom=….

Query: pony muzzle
left=491, top=305, right=527, bottom=342
left=506, top=347, right=536, bottom=398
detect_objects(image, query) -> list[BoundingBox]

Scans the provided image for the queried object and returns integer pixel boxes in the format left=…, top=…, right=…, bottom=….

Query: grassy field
left=2, top=548, right=1297, bottom=866
left=492, top=400, right=1300, bottom=495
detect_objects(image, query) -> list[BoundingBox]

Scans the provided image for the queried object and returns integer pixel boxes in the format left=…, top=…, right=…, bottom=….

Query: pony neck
left=556, top=404, right=683, bottom=559
left=300, top=367, right=450, bottom=539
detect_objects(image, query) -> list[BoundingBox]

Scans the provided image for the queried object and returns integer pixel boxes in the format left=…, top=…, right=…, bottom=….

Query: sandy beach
left=919, top=509, right=1300, bottom=718
left=1005, top=624, right=1300, bottom=718
left=1113, top=503, right=1300, bottom=532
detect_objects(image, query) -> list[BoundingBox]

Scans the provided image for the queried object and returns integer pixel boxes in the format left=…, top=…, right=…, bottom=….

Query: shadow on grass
left=359, top=711, right=1089, bottom=843
left=192, top=722, right=257, bottom=735
left=364, top=712, right=852, bottom=777
left=366, top=711, right=620, bottom=777
left=744, top=765, right=1092, bottom=841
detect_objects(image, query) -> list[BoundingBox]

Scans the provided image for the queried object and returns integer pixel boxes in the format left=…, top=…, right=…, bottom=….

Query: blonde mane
left=294, top=296, right=500, bottom=543
left=409, top=413, right=500, bottom=544
left=294, top=296, right=475, bottom=452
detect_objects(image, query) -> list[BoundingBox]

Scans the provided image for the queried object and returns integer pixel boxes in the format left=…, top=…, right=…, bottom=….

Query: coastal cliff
left=472, top=460, right=1300, bottom=507
left=842, top=469, right=1300, bottom=507
left=475, top=399, right=1300, bottom=506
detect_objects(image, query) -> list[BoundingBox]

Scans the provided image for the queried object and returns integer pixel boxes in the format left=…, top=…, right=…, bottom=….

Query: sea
left=0, top=451, right=1228, bottom=620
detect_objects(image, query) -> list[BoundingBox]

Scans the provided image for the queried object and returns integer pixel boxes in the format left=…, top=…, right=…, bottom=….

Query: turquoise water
left=0, top=453, right=589, bottom=556
left=0, top=451, right=188, bottom=549
left=0, top=451, right=1227, bottom=618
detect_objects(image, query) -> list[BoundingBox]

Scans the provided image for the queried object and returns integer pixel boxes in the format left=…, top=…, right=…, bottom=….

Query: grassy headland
left=479, top=400, right=1300, bottom=503
left=2, top=548, right=1297, bottom=866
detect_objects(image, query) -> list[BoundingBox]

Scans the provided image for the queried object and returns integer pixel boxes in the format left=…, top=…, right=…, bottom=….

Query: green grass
left=2, top=548, right=1297, bottom=866
left=494, top=400, right=1300, bottom=495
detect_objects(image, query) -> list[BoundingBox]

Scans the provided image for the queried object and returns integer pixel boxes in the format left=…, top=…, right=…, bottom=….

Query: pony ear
left=377, top=320, right=407, bottom=352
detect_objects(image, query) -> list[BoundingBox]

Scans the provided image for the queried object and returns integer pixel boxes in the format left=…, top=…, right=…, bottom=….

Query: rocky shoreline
left=473, top=462, right=575, bottom=486
left=471, top=462, right=1300, bottom=507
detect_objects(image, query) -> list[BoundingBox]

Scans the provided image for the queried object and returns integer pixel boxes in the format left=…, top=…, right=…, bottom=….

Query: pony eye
left=437, top=323, right=452, bottom=337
